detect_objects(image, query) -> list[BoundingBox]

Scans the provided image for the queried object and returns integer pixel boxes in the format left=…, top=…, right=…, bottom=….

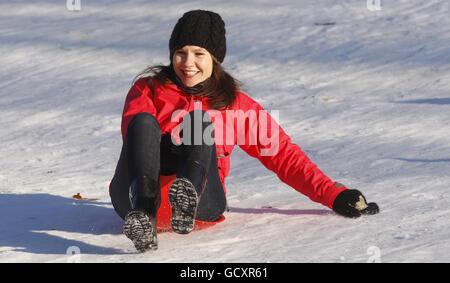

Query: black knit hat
left=169, top=10, right=226, bottom=63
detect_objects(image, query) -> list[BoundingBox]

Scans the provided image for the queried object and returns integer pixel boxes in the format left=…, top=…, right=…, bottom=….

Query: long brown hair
left=134, top=58, right=241, bottom=110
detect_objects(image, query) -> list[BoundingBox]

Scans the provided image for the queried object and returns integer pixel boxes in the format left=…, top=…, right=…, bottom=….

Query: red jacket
left=120, top=77, right=347, bottom=209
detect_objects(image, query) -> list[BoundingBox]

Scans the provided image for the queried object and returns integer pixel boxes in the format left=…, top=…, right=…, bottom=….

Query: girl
left=110, top=10, right=379, bottom=252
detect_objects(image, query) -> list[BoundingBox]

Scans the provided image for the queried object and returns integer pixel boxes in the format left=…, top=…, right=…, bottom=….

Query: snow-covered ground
left=0, top=0, right=449, bottom=263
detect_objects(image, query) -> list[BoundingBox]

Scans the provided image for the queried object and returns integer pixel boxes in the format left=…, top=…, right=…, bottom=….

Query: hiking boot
left=124, top=176, right=160, bottom=252
left=168, top=178, right=199, bottom=234
left=123, top=210, right=157, bottom=252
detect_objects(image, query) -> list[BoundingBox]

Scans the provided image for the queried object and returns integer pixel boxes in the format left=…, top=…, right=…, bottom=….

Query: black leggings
left=110, top=111, right=227, bottom=222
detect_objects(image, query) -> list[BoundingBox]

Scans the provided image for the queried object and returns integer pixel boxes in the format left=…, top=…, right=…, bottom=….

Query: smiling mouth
left=183, top=70, right=199, bottom=77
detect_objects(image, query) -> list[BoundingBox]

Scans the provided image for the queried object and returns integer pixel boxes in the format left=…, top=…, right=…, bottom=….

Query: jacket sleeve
left=120, top=78, right=157, bottom=140
left=236, top=94, right=347, bottom=209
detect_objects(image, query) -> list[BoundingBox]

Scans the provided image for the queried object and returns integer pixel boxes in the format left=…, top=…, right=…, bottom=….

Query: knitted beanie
left=169, top=10, right=227, bottom=63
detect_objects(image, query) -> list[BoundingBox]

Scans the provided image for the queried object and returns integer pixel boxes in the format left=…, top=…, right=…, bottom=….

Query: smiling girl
left=109, top=10, right=379, bottom=253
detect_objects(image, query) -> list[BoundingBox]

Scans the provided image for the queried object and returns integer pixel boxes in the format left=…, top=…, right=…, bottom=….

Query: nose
left=184, top=52, right=195, bottom=67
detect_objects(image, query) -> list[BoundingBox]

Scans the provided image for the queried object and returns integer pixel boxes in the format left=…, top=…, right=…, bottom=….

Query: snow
left=0, top=0, right=449, bottom=263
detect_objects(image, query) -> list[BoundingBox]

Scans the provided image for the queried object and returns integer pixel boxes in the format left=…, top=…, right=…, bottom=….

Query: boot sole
left=168, top=178, right=198, bottom=234
left=123, top=211, right=157, bottom=252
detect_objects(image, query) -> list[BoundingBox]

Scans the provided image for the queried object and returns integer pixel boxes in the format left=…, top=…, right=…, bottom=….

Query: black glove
left=332, top=189, right=379, bottom=218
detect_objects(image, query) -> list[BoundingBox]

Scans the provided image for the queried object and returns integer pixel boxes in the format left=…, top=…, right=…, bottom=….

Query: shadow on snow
left=0, top=193, right=126, bottom=255
left=228, top=206, right=333, bottom=216
left=394, top=98, right=450, bottom=105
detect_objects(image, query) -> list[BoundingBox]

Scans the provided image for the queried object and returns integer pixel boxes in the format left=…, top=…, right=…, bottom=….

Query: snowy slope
left=0, top=0, right=449, bottom=262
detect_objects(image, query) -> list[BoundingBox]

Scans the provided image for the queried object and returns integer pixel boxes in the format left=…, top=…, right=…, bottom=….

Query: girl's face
left=172, top=45, right=213, bottom=87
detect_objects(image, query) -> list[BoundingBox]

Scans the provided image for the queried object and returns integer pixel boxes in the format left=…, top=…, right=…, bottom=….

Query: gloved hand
left=332, top=189, right=379, bottom=218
